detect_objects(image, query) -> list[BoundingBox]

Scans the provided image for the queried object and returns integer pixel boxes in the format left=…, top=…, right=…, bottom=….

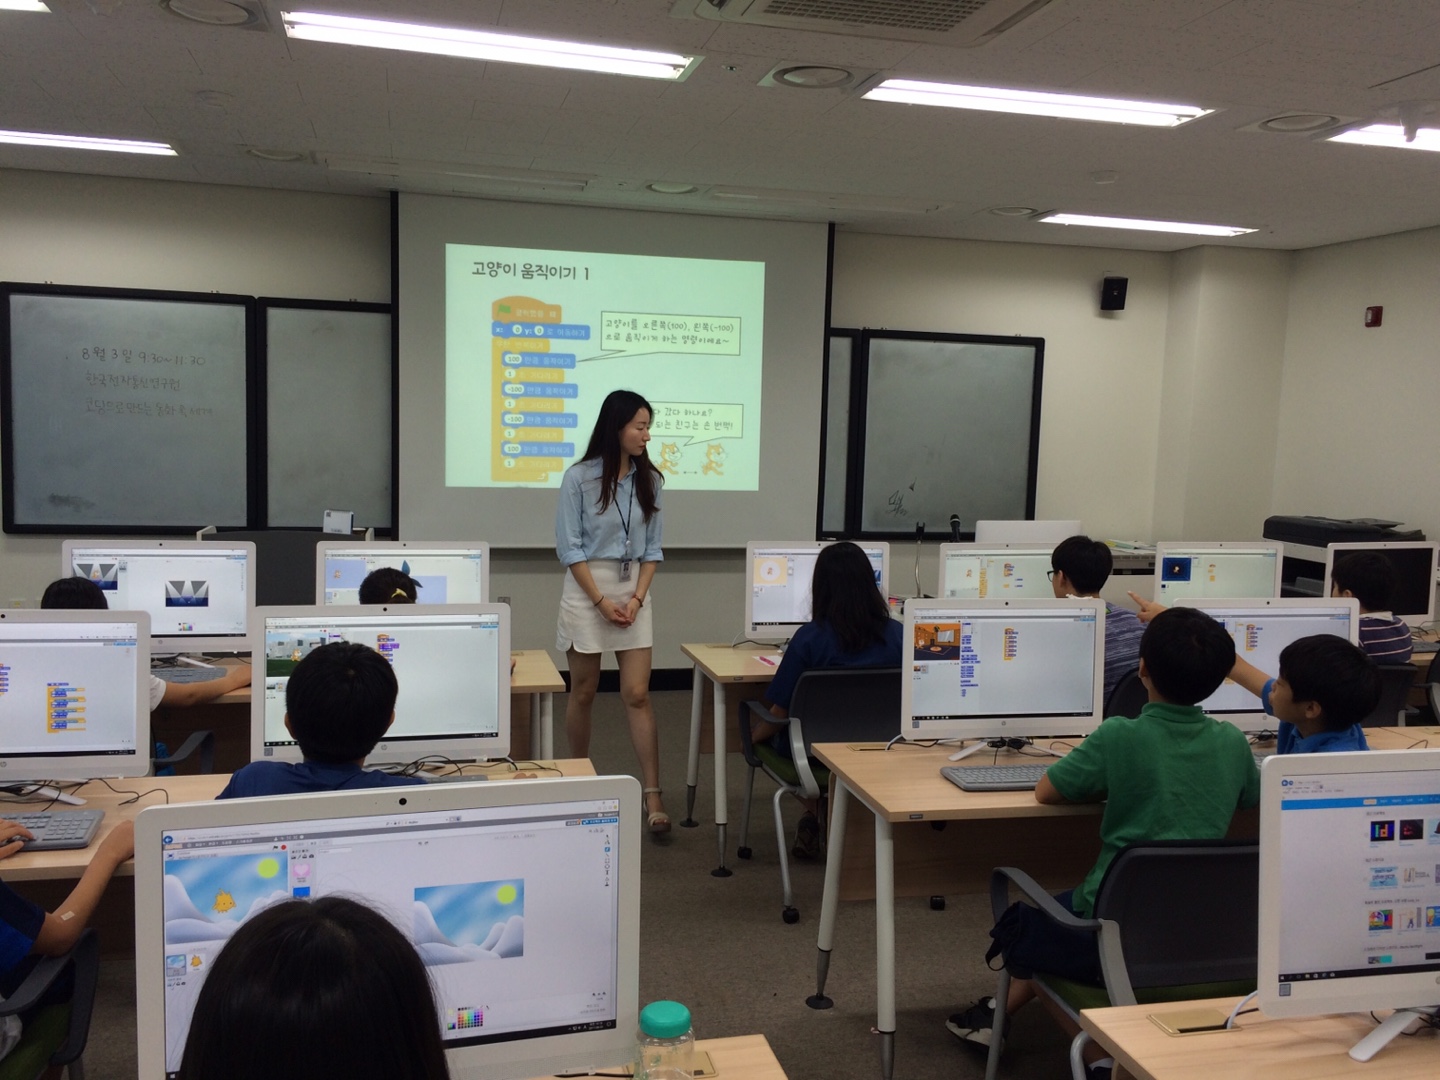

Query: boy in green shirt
left=948, top=607, right=1260, bottom=1078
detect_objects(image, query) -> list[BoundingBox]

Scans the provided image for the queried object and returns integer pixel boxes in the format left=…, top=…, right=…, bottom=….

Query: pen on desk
left=758, top=656, right=777, bottom=667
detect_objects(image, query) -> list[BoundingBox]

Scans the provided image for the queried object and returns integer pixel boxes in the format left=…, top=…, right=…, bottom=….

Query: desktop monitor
left=0, top=610, right=152, bottom=781
left=316, top=541, right=491, bottom=605
left=251, top=605, right=511, bottom=766
left=902, top=597, right=1106, bottom=743
left=60, top=539, right=254, bottom=654
left=133, top=774, right=641, bottom=1080
left=938, top=543, right=1054, bottom=599
left=1258, top=749, right=1440, bottom=1061
left=1152, top=541, right=1282, bottom=602
left=973, top=520, right=1081, bottom=545
left=744, top=541, right=890, bottom=643
left=1174, top=598, right=1360, bottom=730
left=1325, top=541, right=1439, bottom=629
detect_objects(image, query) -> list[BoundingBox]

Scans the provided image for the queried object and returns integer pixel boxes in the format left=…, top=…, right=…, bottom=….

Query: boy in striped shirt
left=1332, top=552, right=1413, bottom=663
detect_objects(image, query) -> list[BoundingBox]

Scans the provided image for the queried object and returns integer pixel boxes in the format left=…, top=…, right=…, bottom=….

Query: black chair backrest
left=1361, top=664, right=1416, bottom=727
left=789, top=668, right=902, bottom=756
left=1092, top=840, right=1258, bottom=990
left=1103, top=668, right=1147, bottom=719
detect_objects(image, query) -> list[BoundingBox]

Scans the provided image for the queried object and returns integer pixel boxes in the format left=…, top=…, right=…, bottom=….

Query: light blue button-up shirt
left=555, top=458, right=664, bottom=568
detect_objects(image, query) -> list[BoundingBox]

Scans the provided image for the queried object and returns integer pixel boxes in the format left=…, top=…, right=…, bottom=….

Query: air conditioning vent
left=679, top=0, right=1054, bottom=46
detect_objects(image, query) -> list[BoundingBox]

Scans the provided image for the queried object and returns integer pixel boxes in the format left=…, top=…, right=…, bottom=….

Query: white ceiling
left=4, top=0, right=1440, bottom=251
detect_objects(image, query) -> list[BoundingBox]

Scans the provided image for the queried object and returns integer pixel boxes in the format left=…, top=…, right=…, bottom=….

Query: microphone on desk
left=950, top=514, right=962, bottom=543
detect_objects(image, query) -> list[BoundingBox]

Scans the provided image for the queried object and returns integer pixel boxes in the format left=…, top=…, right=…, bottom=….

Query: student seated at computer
left=177, top=895, right=450, bottom=1080
left=946, top=608, right=1259, bottom=1078
left=0, top=817, right=134, bottom=1059
left=1049, top=535, right=1143, bottom=701
left=217, top=642, right=426, bottom=798
left=40, top=577, right=252, bottom=708
left=357, top=567, right=419, bottom=604
left=748, top=541, right=903, bottom=859
left=1331, top=552, right=1413, bottom=663
left=1225, top=635, right=1379, bottom=753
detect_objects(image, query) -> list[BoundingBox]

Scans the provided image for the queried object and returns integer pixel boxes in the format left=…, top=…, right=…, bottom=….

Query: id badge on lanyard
left=618, top=479, right=635, bottom=581
left=619, top=558, right=632, bottom=582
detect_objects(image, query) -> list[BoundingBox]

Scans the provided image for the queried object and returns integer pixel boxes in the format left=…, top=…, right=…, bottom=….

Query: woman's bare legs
left=565, top=648, right=602, bottom=759
left=616, top=646, right=665, bottom=820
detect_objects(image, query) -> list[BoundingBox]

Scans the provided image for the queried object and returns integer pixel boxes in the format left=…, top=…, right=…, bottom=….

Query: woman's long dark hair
left=177, top=897, right=451, bottom=1080
left=810, top=542, right=891, bottom=653
left=581, top=389, right=661, bottom=521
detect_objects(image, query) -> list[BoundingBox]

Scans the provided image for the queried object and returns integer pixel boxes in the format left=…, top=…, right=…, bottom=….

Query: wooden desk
left=531, top=1035, right=789, bottom=1080
left=679, top=643, right=782, bottom=875
left=808, top=740, right=1106, bottom=1080
left=1368, top=725, right=1440, bottom=750
left=153, top=651, right=569, bottom=771
left=1079, top=997, right=1440, bottom=1079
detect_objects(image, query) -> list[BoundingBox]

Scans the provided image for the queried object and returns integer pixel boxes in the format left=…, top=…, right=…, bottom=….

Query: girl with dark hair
left=752, top=542, right=902, bottom=857
left=178, top=896, right=450, bottom=1080
left=555, top=389, right=669, bottom=833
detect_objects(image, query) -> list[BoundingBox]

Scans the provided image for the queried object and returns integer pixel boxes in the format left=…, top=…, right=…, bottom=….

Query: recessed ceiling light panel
left=282, top=11, right=701, bottom=80
left=0, top=1, right=51, bottom=12
left=1328, top=123, right=1440, bottom=152
left=0, top=129, right=177, bottom=156
left=863, top=79, right=1211, bottom=127
left=1039, top=212, right=1255, bottom=237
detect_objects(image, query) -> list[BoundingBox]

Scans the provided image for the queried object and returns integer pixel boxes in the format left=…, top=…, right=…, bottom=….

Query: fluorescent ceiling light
left=0, top=0, right=51, bottom=10
left=282, top=11, right=700, bottom=80
left=1039, top=213, right=1255, bottom=237
left=1328, top=123, right=1440, bottom=152
left=0, top=129, right=176, bottom=155
left=863, top=79, right=1210, bottom=127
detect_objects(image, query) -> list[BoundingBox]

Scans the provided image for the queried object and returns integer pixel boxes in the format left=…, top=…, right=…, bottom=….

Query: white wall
left=1272, top=226, right=1440, bottom=538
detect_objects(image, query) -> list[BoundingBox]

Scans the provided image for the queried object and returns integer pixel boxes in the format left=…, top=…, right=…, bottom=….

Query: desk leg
left=808, top=779, right=849, bottom=1010
left=530, top=693, right=543, bottom=760
left=539, top=693, right=554, bottom=760
left=681, top=664, right=703, bottom=829
left=875, top=814, right=896, bottom=1080
left=711, top=678, right=731, bottom=876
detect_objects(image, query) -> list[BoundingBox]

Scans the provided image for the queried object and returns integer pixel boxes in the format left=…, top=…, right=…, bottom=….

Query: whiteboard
left=3, top=286, right=250, bottom=531
left=856, top=332, right=1042, bottom=538
left=261, top=301, right=392, bottom=529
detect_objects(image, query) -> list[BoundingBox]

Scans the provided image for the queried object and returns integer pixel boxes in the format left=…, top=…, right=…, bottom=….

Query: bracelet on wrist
left=592, top=595, right=605, bottom=607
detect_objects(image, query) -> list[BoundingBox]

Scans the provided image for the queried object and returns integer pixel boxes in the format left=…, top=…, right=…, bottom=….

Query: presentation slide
left=444, top=244, right=764, bottom=492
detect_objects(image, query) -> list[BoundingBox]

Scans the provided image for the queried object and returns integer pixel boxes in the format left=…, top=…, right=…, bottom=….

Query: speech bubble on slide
left=650, top=402, right=744, bottom=447
left=583, top=313, right=742, bottom=361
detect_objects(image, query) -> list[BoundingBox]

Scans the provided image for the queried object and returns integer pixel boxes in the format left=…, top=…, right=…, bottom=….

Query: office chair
left=1361, top=664, right=1417, bottom=727
left=736, top=668, right=901, bottom=924
left=1425, top=652, right=1440, bottom=723
left=0, top=928, right=100, bottom=1080
left=982, top=840, right=1258, bottom=1080
left=1101, top=669, right=1146, bottom=719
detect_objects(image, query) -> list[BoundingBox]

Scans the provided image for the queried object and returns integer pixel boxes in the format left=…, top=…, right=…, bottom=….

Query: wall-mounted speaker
left=1100, top=276, right=1128, bottom=311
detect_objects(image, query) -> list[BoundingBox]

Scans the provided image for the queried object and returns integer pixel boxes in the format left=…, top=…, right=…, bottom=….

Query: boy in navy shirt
left=218, top=642, right=425, bottom=798
left=1228, top=634, right=1380, bottom=753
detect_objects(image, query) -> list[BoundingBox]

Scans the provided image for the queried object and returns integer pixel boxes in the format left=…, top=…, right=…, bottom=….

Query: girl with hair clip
left=751, top=541, right=903, bottom=858
left=555, top=389, right=669, bottom=833
left=178, top=896, right=451, bottom=1080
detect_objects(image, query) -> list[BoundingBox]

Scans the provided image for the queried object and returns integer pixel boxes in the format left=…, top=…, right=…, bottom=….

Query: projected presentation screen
left=939, top=544, right=1053, bottom=599
left=745, top=541, right=889, bottom=642
left=253, top=606, right=510, bottom=766
left=1154, top=542, right=1282, bottom=601
left=903, top=599, right=1105, bottom=742
left=61, top=540, right=253, bottom=653
left=0, top=611, right=151, bottom=781
left=446, top=244, right=763, bottom=491
left=316, top=542, right=490, bottom=605
left=1176, top=598, right=1359, bottom=725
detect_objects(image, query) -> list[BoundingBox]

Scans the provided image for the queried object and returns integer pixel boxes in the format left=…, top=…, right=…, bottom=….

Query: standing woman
left=556, top=389, right=669, bottom=833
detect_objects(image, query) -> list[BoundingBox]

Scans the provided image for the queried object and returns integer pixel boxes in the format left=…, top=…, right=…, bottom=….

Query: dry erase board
left=823, top=329, right=1043, bottom=541
left=259, top=300, right=392, bottom=529
left=1, top=284, right=253, bottom=532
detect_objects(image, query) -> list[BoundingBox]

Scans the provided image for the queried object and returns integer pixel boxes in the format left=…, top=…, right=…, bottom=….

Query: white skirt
left=556, top=560, right=654, bottom=654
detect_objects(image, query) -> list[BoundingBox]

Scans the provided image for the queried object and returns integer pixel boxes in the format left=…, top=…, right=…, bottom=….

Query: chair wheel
left=782, top=907, right=800, bottom=924
left=737, top=846, right=752, bottom=859
left=929, top=895, right=946, bottom=911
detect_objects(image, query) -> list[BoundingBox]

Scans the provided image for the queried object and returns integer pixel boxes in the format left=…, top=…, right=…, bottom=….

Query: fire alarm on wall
left=1365, top=306, right=1383, bottom=327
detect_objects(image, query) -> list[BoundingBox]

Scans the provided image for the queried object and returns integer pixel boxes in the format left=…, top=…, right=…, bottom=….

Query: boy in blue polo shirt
left=217, top=642, right=425, bottom=798
left=1227, top=634, right=1379, bottom=753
